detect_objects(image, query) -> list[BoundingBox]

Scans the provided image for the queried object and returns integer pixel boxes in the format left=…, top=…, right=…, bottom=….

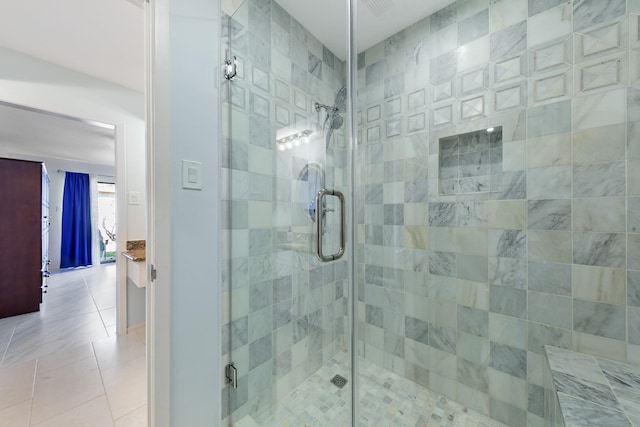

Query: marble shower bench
left=544, top=346, right=640, bottom=427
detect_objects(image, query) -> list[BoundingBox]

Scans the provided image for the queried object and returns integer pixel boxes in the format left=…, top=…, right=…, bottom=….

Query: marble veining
left=573, top=0, right=626, bottom=32
left=545, top=346, right=640, bottom=426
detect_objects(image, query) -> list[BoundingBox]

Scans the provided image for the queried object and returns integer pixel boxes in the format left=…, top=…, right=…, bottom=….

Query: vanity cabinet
left=0, top=158, right=46, bottom=318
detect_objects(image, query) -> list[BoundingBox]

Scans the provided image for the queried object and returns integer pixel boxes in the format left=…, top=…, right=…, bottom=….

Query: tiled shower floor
left=250, top=352, right=507, bottom=427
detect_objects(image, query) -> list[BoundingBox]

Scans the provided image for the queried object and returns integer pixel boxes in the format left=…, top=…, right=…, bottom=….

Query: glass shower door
left=221, top=0, right=351, bottom=425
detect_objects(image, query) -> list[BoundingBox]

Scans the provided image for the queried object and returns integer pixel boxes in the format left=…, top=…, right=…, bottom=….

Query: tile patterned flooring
left=0, top=264, right=147, bottom=426
left=252, top=352, right=508, bottom=427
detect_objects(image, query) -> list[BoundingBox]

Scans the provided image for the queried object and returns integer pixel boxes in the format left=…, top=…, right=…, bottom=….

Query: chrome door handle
left=314, top=189, right=345, bottom=262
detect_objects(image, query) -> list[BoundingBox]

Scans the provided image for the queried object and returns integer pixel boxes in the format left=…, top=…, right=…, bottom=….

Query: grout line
left=28, top=358, right=38, bottom=427
left=82, top=268, right=110, bottom=336
left=91, top=341, right=117, bottom=424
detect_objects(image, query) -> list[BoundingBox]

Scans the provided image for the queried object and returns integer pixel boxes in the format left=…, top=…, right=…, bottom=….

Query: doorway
left=98, top=180, right=117, bottom=264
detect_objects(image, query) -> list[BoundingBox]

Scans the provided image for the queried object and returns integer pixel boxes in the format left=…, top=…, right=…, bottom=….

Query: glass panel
left=97, top=182, right=116, bottom=263
left=356, top=1, right=638, bottom=426
left=221, top=0, right=350, bottom=425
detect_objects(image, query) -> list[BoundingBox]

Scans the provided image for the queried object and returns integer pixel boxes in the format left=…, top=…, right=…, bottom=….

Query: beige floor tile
left=93, top=334, right=145, bottom=373
left=99, top=308, right=117, bottom=328
left=102, top=355, right=146, bottom=420
left=36, top=343, right=95, bottom=375
left=114, top=404, right=147, bottom=427
left=31, top=357, right=104, bottom=425
left=133, top=326, right=145, bottom=344
left=0, top=359, right=36, bottom=411
left=0, top=399, right=31, bottom=426
left=31, top=395, right=114, bottom=427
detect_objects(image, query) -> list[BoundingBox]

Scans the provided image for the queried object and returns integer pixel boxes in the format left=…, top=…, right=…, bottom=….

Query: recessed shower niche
left=438, top=126, right=503, bottom=195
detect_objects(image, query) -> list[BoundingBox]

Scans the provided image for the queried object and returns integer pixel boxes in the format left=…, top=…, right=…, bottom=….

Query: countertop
left=545, top=346, right=640, bottom=426
left=121, top=240, right=146, bottom=262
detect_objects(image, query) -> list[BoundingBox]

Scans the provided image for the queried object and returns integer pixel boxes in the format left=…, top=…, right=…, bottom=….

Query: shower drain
left=330, top=374, right=348, bottom=389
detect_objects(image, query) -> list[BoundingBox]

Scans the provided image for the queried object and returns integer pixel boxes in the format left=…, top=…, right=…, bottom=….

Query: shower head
left=315, top=86, right=347, bottom=149
left=330, top=112, right=343, bottom=130
left=334, top=87, right=347, bottom=113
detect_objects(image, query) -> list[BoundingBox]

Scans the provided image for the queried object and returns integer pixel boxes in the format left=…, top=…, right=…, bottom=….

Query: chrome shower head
left=334, top=87, right=347, bottom=113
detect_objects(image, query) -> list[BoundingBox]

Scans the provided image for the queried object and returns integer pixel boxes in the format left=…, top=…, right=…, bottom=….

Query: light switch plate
left=182, top=160, right=202, bottom=190
left=128, top=191, right=141, bottom=205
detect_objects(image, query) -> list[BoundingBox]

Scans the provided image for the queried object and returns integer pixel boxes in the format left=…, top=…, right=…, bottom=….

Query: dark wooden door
left=0, top=158, right=42, bottom=318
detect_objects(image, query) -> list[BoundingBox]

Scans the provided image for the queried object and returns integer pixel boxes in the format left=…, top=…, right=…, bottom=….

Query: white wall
left=0, top=46, right=146, bottom=238
left=149, top=0, right=222, bottom=424
left=0, top=46, right=146, bottom=333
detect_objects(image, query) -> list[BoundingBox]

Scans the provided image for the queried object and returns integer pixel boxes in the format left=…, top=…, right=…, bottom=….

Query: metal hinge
left=223, top=53, right=237, bottom=81
left=225, top=363, right=238, bottom=388
left=150, top=264, right=157, bottom=282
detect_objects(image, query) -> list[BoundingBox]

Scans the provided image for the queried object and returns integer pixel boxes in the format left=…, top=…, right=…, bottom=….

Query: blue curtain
left=60, top=172, right=92, bottom=268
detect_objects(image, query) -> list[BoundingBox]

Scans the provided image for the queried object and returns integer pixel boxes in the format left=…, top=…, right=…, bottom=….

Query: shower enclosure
left=220, top=0, right=640, bottom=425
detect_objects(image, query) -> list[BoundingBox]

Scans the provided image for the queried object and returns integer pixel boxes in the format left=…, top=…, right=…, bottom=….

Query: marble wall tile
left=527, top=199, right=571, bottom=230
left=527, top=261, right=571, bottom=296
left=528, top=292, right=572, bottom=329
left=573, top=265, right=626, bottom=305
left=527, top=166, right=571, bottom=199
left=527, top=100, right=571, bottom=138
left=573, top=0, right=626, bottom=32
left=490, top=21, right=527, bottom=61
left=431, top=51, right=458, bottom=84
left=574, top=124, right=626, bottom=164
left=249, top=307, right=273, bottom=342
left=457, top=254, right=489, bottom=282
left=431, top=3, right=458, bottom=34
left=249, top=333, right=272, bottom=370
left=487, top=200, right=526, bottom=229
left=528, top=322, right=572, bottom=354
left=429, top=202, right=457, bottom=226
left=489, top=257, right=527, bottom=289
left=405, top=316, right=429, bottom=345
left=365, top=304, right=384, bottom=328
left=574, top=161, right=625, bottom=198
left=490, top=285, right=526, bottom=318
left=629, top=271, right=640, bottom=307
left=489, top=342, right=527, bottom=379
left=458, top=330, right=490, bottom=365
left=366, top=61, right=384, bottom=85
left=429, top=324, right=457, bottom=354
left=488, top=229, right=526, bottom=258
left=429, top=252, right=457, bottom=277
left=383, top=204, right=404, bottom=225
left=490, top=397, right=527, bottom=426
left=457, top=200, right=488, bottom=227
left=458, top=305, right=489, bottom=337
left=490, top=0, right=527, bottom=32
left=529, top=0, right=564, bottom=16
left=573, top=197, right=626, bottom=232
left=459, top=9, right=489, bottom=45
left=574, top=89, right=626, bottom=130
left=573, top=232, right=626, bottom=268
left=458, top=358, right=489, bottom=392
left=525, top=133, right=571, bottom=169
left=574, top=299, right=626, bottom=341
left=527, top=3, right=572, bottom=47
left=629, top=197, right=640, bottom=232
left=528, top=230, right=572, bottom=263
left=629, top=233, right=640, bottom=270
left=490, top=312, right=527, bottom=350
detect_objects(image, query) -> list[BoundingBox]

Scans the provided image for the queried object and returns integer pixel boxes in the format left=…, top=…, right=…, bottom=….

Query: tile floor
left=251, top=352, right=507, bottom=427
left=0, top=264, right=147, bottom=426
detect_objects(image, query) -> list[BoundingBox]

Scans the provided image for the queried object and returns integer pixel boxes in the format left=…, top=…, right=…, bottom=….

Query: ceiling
left=0, top=0, right=145, bottom=93
left=276, top=0, right=454, bottom=60
left=0, top=0, right=451, bottom=166
left=0, top=103, right=116, bottom=166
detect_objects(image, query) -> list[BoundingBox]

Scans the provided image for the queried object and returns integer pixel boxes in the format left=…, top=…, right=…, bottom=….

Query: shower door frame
left=222, top=0, right=359, bottom=423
